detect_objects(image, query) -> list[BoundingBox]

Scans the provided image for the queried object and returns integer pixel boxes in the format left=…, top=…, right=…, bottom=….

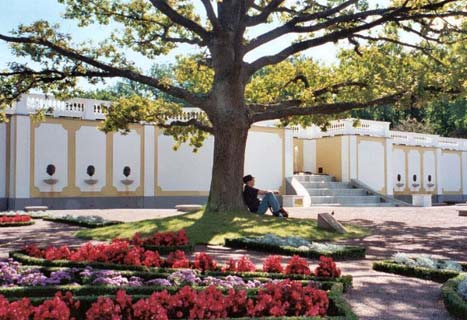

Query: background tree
left=0, top=0, right=466, bottom=212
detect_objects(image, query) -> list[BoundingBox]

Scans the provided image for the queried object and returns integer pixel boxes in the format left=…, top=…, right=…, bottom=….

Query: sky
left=0, top=0, right=391, bottom=90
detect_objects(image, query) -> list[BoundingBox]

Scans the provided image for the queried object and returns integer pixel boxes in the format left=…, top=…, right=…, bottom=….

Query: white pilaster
left=284, top=129, right=294, bottom=178
left=462, top=152, right=467, bottom=195
left=341, top=136, right=350, bottom=182
left=9, top=118, right=15, bottom=197
left=0, top=123, right=6, bottom=198
left=385, top=138, right=394, bottom=196
left=14, top=116, right=31, bottom=198
left=302, top=139, right=316, bottom=173
left=436, top=148, right=443, bottom=195
left=144, top=125, right=155, bottom=197
left=349, top=135, right=358, bottom=179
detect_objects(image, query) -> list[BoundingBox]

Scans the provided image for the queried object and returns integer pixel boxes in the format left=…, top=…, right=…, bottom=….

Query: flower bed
left=0, top=215, right=34, bottom=227
left=2, top=210, right=48, bottom=219
left=10, top=250, right=352, bottom=291
left=1, top=281, right=357, bottom=319
left=225, top=235, right=365, bottom=260
left=441, top=274, right=467, bottom=319
left=16, top=246, right=344, bottom=278
left=43, top=215, right=122, bottom=228
left=127, top=230, right=194, bottom=253
left=373, top=254, right=467, bottom=283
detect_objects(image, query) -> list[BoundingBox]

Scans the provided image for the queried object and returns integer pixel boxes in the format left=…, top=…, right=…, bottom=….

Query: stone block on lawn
left=24, top=206, right=48, bottom=212
left=175, top=204, right=203, bottom=212
left=459, top=210, right=467, bottom=217
left=317, top=212, right=347, bottom=234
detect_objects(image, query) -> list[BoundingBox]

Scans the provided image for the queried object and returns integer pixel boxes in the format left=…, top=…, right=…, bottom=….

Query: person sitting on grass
left=242, top=174, right=289, bottom=218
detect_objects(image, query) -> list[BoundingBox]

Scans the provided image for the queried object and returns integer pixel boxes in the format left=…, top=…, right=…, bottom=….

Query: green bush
left=0, top=221, right=35, bottom=227
left=225, top=238, right=366, bottom=260
left=372, top=260, right=466, bottom=283
left=441, top=274, right=467, bottom=319
left=141, top=244, right=194, bottom=254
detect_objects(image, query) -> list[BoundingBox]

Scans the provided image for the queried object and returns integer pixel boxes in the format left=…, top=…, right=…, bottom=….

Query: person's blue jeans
left=257, top=192, right=282, bottom=216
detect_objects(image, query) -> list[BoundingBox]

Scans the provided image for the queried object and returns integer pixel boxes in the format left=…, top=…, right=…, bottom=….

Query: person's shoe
left=279, top=207, right=289, bottom=218
left=272, top=210, right=283, bottom=218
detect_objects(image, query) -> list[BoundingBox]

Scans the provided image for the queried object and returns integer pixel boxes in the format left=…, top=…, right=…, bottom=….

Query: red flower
left=285, top=255, right=311, bottom=275
left=225, top=256, right=256, bottom=272
left=166, top=250, right=190, bottom=268
left=129, top=229, right=190, bottom=247
left=314, top=256, right=341, bottom=278
left=193, top=252, right=217, bottom=272
left=262, top=255, right=284, bottom=273
left=0, top=215, right=31, bottom=224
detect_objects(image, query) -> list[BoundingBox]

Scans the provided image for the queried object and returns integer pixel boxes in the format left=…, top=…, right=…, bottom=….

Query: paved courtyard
left=0, top=206, right=465, bottom=319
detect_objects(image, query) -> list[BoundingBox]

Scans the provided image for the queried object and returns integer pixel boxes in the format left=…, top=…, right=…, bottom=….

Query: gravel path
left=1, top=206, right=466, bottom=320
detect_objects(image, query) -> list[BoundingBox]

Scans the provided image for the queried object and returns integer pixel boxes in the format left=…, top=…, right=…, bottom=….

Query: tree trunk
left=205, top=123, right=249, bottom=213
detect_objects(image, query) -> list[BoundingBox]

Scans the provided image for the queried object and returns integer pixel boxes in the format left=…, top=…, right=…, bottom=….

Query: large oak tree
left=0, top=0, right=466, bottom=212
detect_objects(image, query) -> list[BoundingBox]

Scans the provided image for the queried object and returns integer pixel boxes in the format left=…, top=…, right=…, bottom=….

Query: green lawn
left=75, top=210, right=371, bottom=245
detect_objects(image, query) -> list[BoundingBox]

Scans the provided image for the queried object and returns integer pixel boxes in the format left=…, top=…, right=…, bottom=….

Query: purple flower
left=145, top=278, right=172, bottom=287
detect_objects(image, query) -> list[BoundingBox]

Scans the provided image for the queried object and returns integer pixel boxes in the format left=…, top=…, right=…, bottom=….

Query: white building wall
left=341, top=136, right=350, bottom=182
left=0, top=123, right=6, bottom=198
left=144, top=126, right=155, bottom=197
left=439, top=152, right=462, bottom=192
left=8, top=119, right=15, bottom=197
left=392, top=148, right=406, bottom=192
left=75, top=126, right=106, bottom=192
left=157, top=135, right=214, bottom=192
left=357, top=140, right=385, bottom=192
left=34, top=123, right=67, bottom=193
left=15, top=116, right=30, bottom=197
left=423, top=151, right=436, bottom=192
left=349, top=136, right=358, bottom=180
left=385, top=139, right=394, bottom=195
left=284, top=130, right=294, bottom=177
left=245, top=131, right=284, bottom=191
left=113, top=130, right=141, bottom=192
left=302, top=139, right=316, bottom=173
left=462, top=152, right=467, bottom=195
left=408, top=150, right=421, bottom=192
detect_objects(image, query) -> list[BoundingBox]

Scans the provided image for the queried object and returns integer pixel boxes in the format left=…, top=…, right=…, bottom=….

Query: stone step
left=309, top=202, right=395, bottom=207
left=301, top=181, right=351, bottom=189
left=308, top=195, right=381, bottom=204
left=293, top=175, right=334, bottom=182
left=306, top=188, right=368, bottom=196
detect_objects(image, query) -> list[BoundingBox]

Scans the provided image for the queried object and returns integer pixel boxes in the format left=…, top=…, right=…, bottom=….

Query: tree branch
left=0, top=33, right=206, bottom=109
left=247, top=0, right=465, bottom=73
left=251, top=92, right=404, bottom=122
left=158, top=118, right=214, bottom=134
left=200, top=0, right=222, bottom=31
left=149, top=0, right=210, bottom=40
left=245, top=0, right=286, bottom=26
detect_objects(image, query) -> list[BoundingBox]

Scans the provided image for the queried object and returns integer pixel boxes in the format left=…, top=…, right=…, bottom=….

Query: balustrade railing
left=292, top=118, right=467, bottom=151
left=6, top=94, right=467, bottom=151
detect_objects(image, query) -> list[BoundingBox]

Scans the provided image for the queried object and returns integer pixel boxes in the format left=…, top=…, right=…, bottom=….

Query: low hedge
left=10, top=251, right=352, bottom=290
left=42, top=216, right=122, bottom=228
left=36, top=266, right=350, bottom=291
left=7, top=283, right=356, bottom=320
left=225, top=238, right=366, bottom=260
left=142, top=244, right=194, bottom=254
left=0, top=221, right=35, bottom=227
left=441, top=274, right=467, bottom=319
left=372, top=260, right=467, bottom=283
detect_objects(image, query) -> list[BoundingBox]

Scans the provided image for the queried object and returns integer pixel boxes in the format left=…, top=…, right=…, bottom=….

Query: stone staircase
left=293, top=174, right=396, bottom=207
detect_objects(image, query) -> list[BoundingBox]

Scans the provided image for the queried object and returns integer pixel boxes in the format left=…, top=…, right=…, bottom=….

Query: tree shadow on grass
left=0, top=220, right=87, bottom=259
